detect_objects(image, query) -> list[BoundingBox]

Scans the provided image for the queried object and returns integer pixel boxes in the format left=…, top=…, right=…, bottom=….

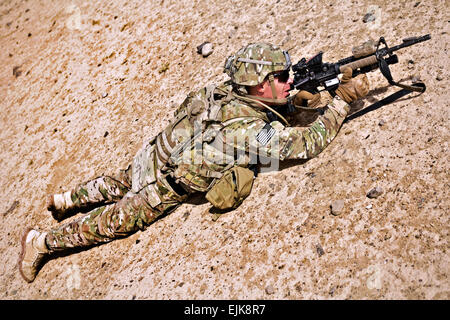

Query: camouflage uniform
left=45, top=43, right=350, bottom=252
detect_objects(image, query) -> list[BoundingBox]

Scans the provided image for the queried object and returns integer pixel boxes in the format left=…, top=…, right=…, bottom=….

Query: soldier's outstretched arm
left=239, top=94, right=350, bottom=161
left=256, top=69, right=370, bottom=160
left=276, top=94, right=350, bottom=160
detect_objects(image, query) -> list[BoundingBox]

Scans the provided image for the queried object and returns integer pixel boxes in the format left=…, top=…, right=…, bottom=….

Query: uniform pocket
left=205, top=166, right=254, bottom=210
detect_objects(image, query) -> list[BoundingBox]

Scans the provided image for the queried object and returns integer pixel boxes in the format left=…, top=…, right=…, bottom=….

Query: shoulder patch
left=256, top=123, right=276, bottom=146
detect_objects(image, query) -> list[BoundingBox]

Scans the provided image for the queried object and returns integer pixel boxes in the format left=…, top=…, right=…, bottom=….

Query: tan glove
left=293, top=90, right=321, bottom=109
left=335, top=67, right=370, bottom=104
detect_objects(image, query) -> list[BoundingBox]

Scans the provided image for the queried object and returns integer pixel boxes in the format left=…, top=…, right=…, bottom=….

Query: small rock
left=306, top=172, right=316, bottom=178
left=103, top=131, right=109, bottom=138
left=378, top=119, right=386, bottom=126
left=330, top=200, right=345, bottom=216
left=197, top=42, right=214, bottom=57
left=329, top=286, right=335, bottom=296
left=436, top=75, right=443, bottom=81
left=158, top=62, right=169, bottom=74
left=316, top=243, right=325, bottom=257
left=101, top=92, right=108, bottom=98
left=363, top=12, right=375, bottom=23
left=411, top=75, right=421, bottom=83
left=265, top=285, right=274, bottom=295
left=13, top=66, right=22, bottom=78
left=367, top=186, right=383, bottom=198
left=3, top=200, right=19, bottom=216
left=366, top=204, right=373, bottom=209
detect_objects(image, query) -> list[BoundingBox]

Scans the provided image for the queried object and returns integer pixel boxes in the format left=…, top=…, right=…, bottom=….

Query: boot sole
left=18, top=227, right=34, bottom=283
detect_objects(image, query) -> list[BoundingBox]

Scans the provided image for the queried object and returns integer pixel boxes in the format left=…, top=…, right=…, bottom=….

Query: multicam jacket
left=131, top=81, right=350, bottom=206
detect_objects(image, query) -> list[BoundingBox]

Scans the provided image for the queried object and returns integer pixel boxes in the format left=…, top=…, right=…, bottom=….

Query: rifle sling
left=344, top=82, right=426, bottom=123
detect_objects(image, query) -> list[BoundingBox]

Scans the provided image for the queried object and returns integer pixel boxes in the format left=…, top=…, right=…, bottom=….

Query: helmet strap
left=268, top=74, right=278, bottom=100
left=231, top=92, right=290, bottom=126
left=244, top=94, right=288, bottom=106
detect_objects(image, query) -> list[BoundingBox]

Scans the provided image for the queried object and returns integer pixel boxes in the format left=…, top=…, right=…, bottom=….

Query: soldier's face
left=248, top=71, right=293, bottom=104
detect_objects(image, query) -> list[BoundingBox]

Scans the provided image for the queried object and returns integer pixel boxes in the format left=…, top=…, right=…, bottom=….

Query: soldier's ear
left=248, top=82, right=265, bottom=96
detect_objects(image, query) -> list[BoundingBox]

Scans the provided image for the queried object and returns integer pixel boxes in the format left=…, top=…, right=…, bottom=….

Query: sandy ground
left=0, top=0, right=448, bottom=300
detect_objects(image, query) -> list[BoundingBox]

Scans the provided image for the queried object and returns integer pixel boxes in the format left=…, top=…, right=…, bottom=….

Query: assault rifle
left=290, top=34, right=431, bottom=97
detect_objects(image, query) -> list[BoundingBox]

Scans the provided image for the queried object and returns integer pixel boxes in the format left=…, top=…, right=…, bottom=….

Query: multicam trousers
left=46, top=167, right=187, bottom=251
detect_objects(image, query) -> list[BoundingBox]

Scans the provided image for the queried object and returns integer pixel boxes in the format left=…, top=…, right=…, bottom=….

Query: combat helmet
left=224, top=43, right=291, bottom=103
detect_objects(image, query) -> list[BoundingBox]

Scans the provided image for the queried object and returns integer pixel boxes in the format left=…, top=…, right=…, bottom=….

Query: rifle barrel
left=340, top=34, right=431, bottom=72
left=388, top=34, right=431, bottom=53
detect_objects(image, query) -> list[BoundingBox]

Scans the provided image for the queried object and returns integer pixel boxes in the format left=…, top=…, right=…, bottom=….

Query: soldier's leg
left=45, top=183, right=181, bottom=251
left=47, top=166, right=132, bottom=220
left=19, top=176, right=188, bottom=282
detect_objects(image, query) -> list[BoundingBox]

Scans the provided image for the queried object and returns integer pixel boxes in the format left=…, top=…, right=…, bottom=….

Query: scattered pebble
left=411, top=75, right=421, bottom=83
left=316, top=243, right=325, bottom=257
left=13, top=66, right=22, bottom=78
left=101, top=92, right=108, bottom=98
left=366, top=204, right=373, bottom=209
left=329, top=286, right=335, bottom=296
left=367, top=186, right=383, bottom=198
left=3, top=200, right=19, bottom=216
left=158, top=62, right=169, bottom=74
left=306, top=172, right=316, bottom=178
left=265, top=285, right=274, bottom=295
left=378, top=119, right=386, bottom=126
left=363, top=12, right=375, bottom=23
left=330, top=200, right=345, bottom=216
left=436, top=75, right=443, bottom=81
left=196, top=42, right=214, bottom=57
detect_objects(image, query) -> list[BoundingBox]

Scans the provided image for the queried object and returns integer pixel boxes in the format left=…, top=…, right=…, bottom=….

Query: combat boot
left=18, top=228, right=51, bottom=283
left=46, top=192, right=74, bottom=221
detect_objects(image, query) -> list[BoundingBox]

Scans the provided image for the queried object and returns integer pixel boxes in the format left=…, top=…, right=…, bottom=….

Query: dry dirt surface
left=0, top=0, right=448, bottom=300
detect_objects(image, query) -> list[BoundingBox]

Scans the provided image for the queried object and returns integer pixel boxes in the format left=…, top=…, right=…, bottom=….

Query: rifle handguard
left=339, top=55, right=378, bottom=73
